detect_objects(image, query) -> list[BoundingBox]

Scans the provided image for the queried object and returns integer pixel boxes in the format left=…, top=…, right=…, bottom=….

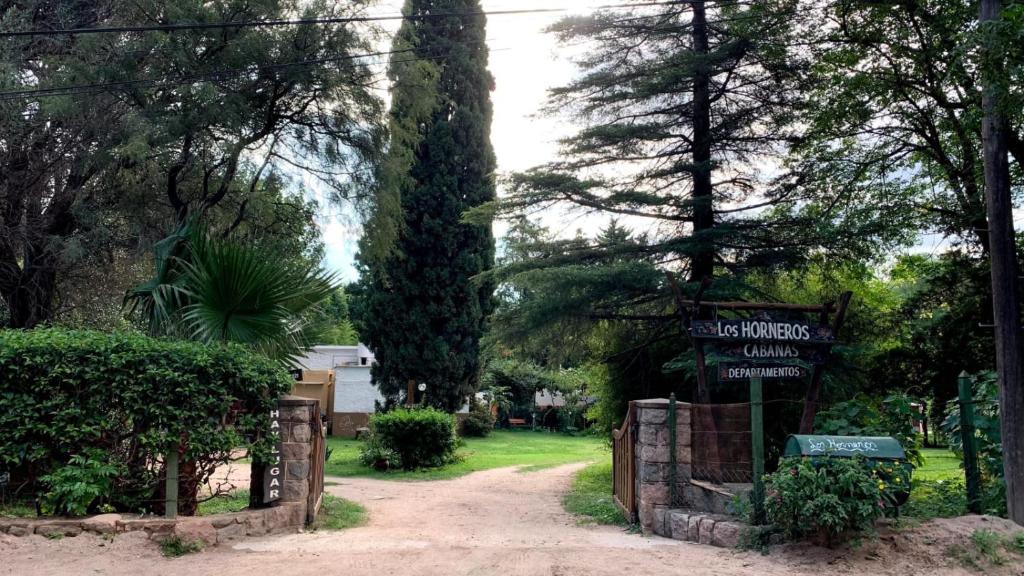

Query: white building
left=297, top=345, right=381, bottom=437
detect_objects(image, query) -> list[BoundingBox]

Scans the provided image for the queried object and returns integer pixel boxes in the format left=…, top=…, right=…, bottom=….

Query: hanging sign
left=711, top=342, right=828, bottom=364
left=691, top=318, right=834, bottom=343
left=719, top=362, right=809, bottom=381
left=262, top=404, right=283, bottom=504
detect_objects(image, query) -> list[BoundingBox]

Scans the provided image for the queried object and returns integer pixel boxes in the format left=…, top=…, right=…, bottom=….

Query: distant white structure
left=297, top=345, right=382, bottom=436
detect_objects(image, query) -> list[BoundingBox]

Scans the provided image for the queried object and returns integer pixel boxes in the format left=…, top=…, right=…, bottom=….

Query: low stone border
left=651, top=507, right=783, bottom=549
left=0, top=502, right=305, bottom=546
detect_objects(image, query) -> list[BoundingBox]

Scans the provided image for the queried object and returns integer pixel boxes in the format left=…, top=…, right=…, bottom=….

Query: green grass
left=312, top=494, right=367, bottom=531
left=915, top=448, right=963, bottom=482
left=0, top=501, right=37, bottom=518
left=160, top=535, right=203, bottom=557
left=324, top=430, right=607, bottom=481
left=904, top=448, right=967, bottom=519
left=562, top=458, right=629, bottom=526
left=197, top=489, right=250, bottom=516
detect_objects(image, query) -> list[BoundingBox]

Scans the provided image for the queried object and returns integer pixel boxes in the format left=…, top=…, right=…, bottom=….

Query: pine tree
left=356, top=0, right=497, bottom=412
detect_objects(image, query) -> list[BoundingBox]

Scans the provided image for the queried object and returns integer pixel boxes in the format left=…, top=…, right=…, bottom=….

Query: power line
left=0, top=2, right=692, bottom=38
left=0, top=48, right=412, bottom=100
left=0, top=43, right=515, bottom=101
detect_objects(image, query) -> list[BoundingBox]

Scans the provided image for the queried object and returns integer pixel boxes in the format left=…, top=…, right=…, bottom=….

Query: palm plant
left=126, top=225, right=339, bottom=365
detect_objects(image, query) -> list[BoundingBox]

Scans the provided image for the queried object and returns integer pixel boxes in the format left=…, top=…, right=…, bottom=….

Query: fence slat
left=612, top=402, right=637, bottom=522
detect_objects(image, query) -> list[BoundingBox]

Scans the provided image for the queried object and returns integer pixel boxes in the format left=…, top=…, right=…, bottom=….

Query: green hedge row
left=0, top=328, right=291, bottom=515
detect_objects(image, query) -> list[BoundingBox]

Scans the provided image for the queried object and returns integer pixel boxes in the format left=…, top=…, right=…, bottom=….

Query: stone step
left=665, top=509, right=744, bottom=548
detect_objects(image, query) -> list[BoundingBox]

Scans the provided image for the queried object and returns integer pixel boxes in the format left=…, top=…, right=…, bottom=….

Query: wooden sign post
left=667, top=274, right=852, bottom=493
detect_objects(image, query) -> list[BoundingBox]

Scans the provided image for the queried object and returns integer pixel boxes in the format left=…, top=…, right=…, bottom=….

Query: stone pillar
left=277, top=396, right=316, bottom=506
left=634, top=398, right=692, bottom=535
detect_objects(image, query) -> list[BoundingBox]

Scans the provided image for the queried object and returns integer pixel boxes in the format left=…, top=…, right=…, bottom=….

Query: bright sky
left=317, top=0, right=607, bottom=281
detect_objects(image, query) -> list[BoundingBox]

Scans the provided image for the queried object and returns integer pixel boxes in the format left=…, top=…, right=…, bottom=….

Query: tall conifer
left=357, top=0, right=496, bottom=412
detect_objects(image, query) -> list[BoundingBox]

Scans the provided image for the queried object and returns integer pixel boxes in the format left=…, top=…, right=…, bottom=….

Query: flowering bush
left=765, top=456, right=902, bottom=544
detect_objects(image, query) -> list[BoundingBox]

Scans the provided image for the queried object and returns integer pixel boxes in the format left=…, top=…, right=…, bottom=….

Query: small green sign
left=783, top=435, right=906, bottom=460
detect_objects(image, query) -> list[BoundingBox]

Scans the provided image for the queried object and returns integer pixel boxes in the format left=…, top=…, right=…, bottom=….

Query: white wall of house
left=334, top=366, right=384, bottom=413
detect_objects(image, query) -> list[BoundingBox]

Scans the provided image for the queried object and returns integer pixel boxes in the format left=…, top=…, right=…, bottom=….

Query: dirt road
left=1, top=463, right=1017, bottom=575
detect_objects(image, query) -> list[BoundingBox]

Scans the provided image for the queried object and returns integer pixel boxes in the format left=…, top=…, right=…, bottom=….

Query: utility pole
left=980, top=0, right=1024, bottom=525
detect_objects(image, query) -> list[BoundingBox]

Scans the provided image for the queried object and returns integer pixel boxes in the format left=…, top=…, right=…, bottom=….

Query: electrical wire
left=0, top=1, right=698, bottom=38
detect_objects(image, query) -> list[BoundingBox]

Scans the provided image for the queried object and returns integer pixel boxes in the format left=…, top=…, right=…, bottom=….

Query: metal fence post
left=668, top=393, right=678, bottom=507
left=165, top=443, right=178, bottom=519
left=750, top=376, right=765, bottom=525
left=958, top=371, right=982, bottom=514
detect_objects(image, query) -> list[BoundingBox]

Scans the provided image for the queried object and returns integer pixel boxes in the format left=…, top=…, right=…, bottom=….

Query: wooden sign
left=712, top=342, right=827, bottom=364
left=719, top=362, right=809, bottom=381
left=262, top=405, right=283, bottom=504
left=691, top=319, right=834, bottom=343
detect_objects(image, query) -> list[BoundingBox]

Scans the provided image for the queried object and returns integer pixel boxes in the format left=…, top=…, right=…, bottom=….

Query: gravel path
left=0, top=463, right=1003, bottom=576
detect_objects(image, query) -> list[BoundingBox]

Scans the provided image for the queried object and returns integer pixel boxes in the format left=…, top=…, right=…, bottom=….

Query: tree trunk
left=1, top=246, right=59, bottom=329
left=689, top=0, right=714, bottom=282
left=980, top=0, right=1024, bottom=525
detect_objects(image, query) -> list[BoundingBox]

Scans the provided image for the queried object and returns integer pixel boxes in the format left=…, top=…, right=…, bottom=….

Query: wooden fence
left=306, top=400, right=327, bottom=524
left=612, top=401, right=637, bottom=522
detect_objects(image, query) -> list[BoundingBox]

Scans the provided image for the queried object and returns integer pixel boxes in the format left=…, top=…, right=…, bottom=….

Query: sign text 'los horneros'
left=690, top=319, right=834, bottom=344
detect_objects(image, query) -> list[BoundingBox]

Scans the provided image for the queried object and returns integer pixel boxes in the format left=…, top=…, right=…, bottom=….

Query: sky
left=316, top=0, right=608, bottom=281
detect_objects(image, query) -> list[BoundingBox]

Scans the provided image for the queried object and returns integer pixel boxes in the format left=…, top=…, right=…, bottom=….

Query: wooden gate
left=612, top=401, right=637, bottom=522
left=306, top=400, right=327, bottom=524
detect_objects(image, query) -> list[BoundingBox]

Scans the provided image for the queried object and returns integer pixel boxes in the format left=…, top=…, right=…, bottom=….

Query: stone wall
left=0, top=503, right=306, bottom=546
left=331, top=412, right=371, bottom=438
left=632, top=397, right=757, bottom=549
left=277, top=395, right=317, bottom=505
left=634, top=398, right=691, bottom=534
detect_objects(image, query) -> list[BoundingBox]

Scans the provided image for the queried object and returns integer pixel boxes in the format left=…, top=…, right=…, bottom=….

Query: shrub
left=159, top=535, right=203, bottom=557
left=765, top=456, right=890, bottom=544
left=357, top=432, right=401, bottom=471
left=369, top=408, right=458, bottom=469
left=815, top=393, right=923, bottom=467
left=0, top=328, right=291, bottom=515
left=39, top=448, right=122, bottom=516
left=460, top=403, right=494, bottom=437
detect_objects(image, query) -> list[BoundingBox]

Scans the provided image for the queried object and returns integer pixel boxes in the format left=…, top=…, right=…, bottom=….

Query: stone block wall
left=277, top=395, right=317, bottom=505
left=633, top=398, right=692, bottom=534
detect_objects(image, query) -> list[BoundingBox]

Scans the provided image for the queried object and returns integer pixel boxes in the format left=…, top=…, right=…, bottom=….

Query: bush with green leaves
left=367, top=408, right=458, bottom=469
left=357, top=432, right=401, bottom=471
left=0, top=328, right=291, bottom=515
left=460, top=402, right=495, bottom=437
left=38, top=448, right=123, bottom=516
left=814, top=393, right=923, bottom=466
left=765, top=456, right=891, bottom=544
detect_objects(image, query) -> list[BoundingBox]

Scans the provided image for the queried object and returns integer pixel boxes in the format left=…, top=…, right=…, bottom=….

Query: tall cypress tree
left=356, top=0, right=496, bottom=412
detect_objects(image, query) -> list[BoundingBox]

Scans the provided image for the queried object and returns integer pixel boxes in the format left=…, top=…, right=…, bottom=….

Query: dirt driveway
left=1, top=463, right=1018, bottom=576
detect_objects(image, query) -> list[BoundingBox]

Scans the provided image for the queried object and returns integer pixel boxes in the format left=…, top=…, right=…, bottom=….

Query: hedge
left=0, top=328, right=291, bottom=515
left=369, top=408, right=458, bottom=469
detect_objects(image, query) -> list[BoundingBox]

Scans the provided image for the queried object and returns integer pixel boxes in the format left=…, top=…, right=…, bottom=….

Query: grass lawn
left=904, top=447, right=969, bottom=519
left=916, top=447, right=963, bottom=482
left=198, top=489, right=250, bottom=516
left=562, top=458, right=630, bottom=527
left=312, top=493, right=367, bottom=531
left=325, top=429, right=608, bottom=480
